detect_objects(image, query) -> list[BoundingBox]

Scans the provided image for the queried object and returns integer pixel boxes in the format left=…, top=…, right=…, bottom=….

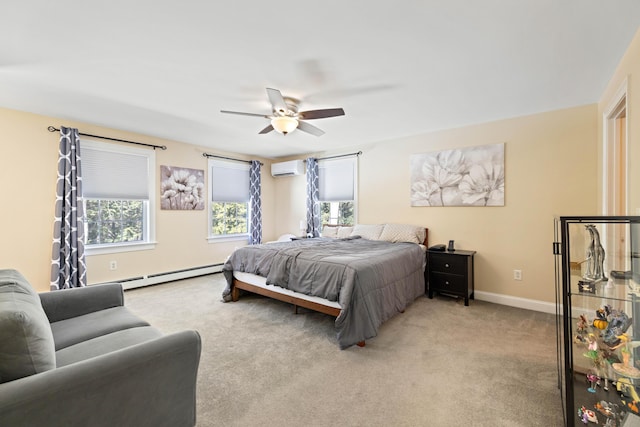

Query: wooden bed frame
left=230, top=228, right=429, bottom=347
left=231, top=280, right=341, bottom=317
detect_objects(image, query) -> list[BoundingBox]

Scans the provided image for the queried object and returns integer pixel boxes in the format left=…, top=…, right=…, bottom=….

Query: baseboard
left=109, top=269, right=559, bottom=313
left=474, top=290, right=557, bottom=315
left=96, top=264, right=224, bottom=290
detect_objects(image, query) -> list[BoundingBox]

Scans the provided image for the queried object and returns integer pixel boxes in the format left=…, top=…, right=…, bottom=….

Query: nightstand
left=427, top=249, right=476, bottom=306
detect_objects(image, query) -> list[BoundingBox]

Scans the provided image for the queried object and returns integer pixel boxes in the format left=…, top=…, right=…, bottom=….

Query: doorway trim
left=602, top=76, right=629, bottom=215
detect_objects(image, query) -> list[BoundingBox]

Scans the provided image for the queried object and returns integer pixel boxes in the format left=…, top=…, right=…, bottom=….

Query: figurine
left=603, top=309, right=632, bottom=347
left=593, top=309, right=608, bottom=330
left=585, top=226, right=596, bottom=278
left=577, top=314, right=589, bottom=332
left=581, top=329, right=609, bottom=383
left=616, top=377, right=640, bottom=415
left=583, top=334, right=600, bottom=363
left=611, top=334, right=640, bottom=378
left=595, top=400, right=625, bottom=426
left=595, top=401, right=616, bottom=418
left=578, top=405, right=598, bottom=424
left=585, top=225, right=607, bottom=282
left=586, top=373, right=600, bottom=393
left=588, top=334, right=598, bottom=351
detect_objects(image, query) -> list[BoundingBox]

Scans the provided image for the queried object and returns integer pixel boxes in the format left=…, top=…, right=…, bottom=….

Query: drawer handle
left=445, top=281, right=449, bottom=285
left=445, top=263, right=450, bottom=268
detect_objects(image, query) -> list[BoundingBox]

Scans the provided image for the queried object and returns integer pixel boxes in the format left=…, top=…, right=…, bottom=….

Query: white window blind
left=82, top=144, right=150, bottom=199
left=210, top=159, right=250, bottom=202
left=318, top=157, right=356, bottom=201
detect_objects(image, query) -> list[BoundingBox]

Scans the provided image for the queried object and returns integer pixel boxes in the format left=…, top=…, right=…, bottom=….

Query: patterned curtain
left=50, top=127, right=87, bottom=290
left=249, top=160, right=262, bottom=244
left=305, top=157, right=321, bottom=237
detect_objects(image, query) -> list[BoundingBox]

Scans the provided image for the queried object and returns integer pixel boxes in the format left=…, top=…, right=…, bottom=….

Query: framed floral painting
left=160, top=165, right=205, bottom=210
left=410, top=143, right=504, bottom=206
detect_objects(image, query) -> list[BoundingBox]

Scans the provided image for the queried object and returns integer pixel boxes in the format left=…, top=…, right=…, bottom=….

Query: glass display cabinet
left=555, top=216, right=640, bottom=426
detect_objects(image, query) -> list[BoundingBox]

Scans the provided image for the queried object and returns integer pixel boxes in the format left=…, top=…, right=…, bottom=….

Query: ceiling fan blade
left=258, top=124, right=274, bottom=134
left=266, top=88, right=288, bottom=114
left=221, top=110, right=269, bottom=118
left=298, top=108, right=345, bottom=120
left=297, top=120, right=325, bottom=137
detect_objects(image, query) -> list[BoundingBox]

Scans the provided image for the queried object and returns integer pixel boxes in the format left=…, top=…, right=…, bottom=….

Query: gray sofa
left=0, top=269, right=201, bottom=427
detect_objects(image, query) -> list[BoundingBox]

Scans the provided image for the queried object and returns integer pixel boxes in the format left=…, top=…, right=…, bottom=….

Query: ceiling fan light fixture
left=271, top=116, right=298, bottom=135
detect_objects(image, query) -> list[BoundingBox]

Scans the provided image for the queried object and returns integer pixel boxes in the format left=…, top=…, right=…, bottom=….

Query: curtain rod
left=305, top=151, right=362, bottom=162
left=48, top=126, right=167, bottom=150
left=202, top=152, right=264, bottom=166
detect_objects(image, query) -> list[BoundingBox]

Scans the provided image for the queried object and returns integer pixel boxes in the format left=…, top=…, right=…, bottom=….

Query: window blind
left=318, top=158, right=355, bottom=201
left=210, top=159, right=250, bottom=202
left=81, top=144, right=150, bottom=199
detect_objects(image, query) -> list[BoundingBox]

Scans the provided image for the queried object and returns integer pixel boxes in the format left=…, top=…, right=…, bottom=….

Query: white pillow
left=322, top=226, right=338, bottom=238
left=378, top=223, right=426, bottom=244
left=350, top=224, right=384, bottom=241
left=337, top=226, right=354, bottom=238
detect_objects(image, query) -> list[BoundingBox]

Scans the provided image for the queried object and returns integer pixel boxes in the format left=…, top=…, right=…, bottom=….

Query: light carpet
left=124, top=273, right=564, bottom=427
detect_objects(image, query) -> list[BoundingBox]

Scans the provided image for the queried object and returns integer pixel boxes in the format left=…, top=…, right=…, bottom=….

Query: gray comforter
left=222, top=237, right=425, bottom=349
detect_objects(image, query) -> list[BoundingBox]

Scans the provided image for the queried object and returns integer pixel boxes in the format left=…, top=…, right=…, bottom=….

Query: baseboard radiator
left=97, top=264, right=224, bottom=290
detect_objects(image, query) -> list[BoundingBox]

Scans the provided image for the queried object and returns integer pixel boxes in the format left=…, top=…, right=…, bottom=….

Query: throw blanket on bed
left=222, top=237, right=425, bottom=349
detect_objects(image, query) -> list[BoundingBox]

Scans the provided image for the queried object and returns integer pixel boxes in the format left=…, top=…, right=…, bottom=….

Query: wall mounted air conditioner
left=271, top=160, right=305, bottom=177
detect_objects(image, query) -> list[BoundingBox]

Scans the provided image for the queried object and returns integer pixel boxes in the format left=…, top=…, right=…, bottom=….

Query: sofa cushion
left=56, top=326, right=163, bottom=367
left=50, top=306, right=150, bottom=351
left=0, top=269, right=56, bottom=383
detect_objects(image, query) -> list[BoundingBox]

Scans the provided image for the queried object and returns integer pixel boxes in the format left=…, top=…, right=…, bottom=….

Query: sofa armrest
left=39, top=283, right=124, bottom=323
left=0, top=329, right=201, bottom=427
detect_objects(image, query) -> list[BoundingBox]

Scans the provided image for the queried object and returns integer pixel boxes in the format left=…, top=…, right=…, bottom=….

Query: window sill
left=85, top=241, right=157, bottom=256
left=207, top=235, right=250, bottom=244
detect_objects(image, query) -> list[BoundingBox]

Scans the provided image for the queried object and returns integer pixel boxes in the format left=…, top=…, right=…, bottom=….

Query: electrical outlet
left=513, top=269, right=522, bottom=281
left=109, top=261, right=117, bottom=271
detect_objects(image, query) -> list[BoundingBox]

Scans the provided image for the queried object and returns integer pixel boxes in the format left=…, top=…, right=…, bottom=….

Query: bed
left=222, top=223, right=428, bottom=349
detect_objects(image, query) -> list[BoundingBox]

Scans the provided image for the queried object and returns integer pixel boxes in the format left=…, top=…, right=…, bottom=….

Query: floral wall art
left=410, top=143, right=505, bottom=206
left=160, top=165, right=205, bottom=210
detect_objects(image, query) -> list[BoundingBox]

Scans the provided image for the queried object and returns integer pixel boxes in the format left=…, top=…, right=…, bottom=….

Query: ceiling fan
left=221, top=88, right=345, bottom=136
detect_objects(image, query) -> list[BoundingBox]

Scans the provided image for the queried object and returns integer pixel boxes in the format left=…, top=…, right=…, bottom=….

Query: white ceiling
left=2, top=1, right=639, bottom=159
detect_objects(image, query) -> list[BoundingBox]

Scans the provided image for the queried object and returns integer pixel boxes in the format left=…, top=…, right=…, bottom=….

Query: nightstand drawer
left=430, top=272, right=467, bottom=293
left=429, top=254, right=466, bottom=273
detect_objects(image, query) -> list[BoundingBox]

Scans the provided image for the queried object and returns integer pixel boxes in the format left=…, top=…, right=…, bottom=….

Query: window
left=321, top=201, right=354, bottom=226
left=81, top=140, right=156, bottom=254
left=85, top=200, right=143, bottom=244
left=208, top=159, right=250, bottom=240
left=318, top=157, right=357, bottom=226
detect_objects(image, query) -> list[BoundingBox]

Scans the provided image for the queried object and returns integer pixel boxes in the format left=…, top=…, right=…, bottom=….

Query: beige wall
left=598, top=27, right=640, bottom=214
left=275, top=105, right=599, bottom=304
left=0, top=107, right=275, bottom=292
left=272, top=169, right=308, bottom=237
left=0, top=104, right=601, bottom=304
left=0, top=104, right=602, bottom=304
